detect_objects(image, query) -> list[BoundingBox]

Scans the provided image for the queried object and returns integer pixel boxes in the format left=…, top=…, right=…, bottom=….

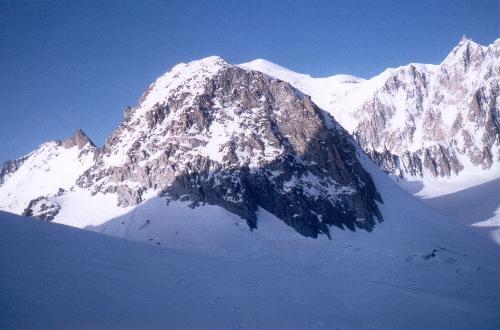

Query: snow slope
left=1, top=175, right=499, bottom=330
left=392, top=164, right=500, bottom=244
left=0, top=140, right=95, bottom=214
left=416, top=177, right=500, bottom=244
left=1, top=132, right=499, bottom=329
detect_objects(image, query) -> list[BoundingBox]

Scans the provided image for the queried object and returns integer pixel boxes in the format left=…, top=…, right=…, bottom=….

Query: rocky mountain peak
left=61, top=129, right=96, bottom=150
left=75, top=58, right=383, bottom=238
left=137, top=56, right=230, bottom=110
left=441, top=36, right=485, bottom=71
left=366, top=38, right=498, bottom=178
left=0, top=129, right=97, bottom=214
left=0, top=129, right=96, bottom=189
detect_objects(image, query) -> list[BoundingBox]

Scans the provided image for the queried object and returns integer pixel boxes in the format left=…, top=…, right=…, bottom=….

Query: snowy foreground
left=1, top=160, right=499, bottom=329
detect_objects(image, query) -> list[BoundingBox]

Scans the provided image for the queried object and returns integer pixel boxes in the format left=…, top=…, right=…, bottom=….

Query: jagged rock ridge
left=241, top=37, right=500, bottom=179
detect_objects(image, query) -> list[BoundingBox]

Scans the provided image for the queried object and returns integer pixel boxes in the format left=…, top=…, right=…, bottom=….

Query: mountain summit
left=62, top=129, right=96, bottom=149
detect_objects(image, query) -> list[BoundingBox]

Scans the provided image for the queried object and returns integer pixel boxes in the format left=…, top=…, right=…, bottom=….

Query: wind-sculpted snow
left=242, top=37, right=500, bottom=181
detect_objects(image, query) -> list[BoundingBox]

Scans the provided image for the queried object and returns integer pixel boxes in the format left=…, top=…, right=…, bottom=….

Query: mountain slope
left=1, top=163, right=499, bottom=330
left=241, top=37, right=500, bottom=182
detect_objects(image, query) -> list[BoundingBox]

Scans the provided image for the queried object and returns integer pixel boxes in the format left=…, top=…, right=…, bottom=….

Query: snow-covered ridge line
left=241, top=37, right=496, bottom=82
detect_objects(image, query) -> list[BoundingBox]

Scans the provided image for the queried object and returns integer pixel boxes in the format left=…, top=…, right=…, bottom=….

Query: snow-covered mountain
left=241, top=37, right=500, bottom=182
left=1, top=42, right=499, bottom=242
left=0, top=129, right=97, bottom=216
left=0, top=57, right=384, bottom=238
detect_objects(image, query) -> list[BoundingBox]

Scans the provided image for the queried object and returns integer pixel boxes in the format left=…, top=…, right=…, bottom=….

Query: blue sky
left=0, top=0, right=498, bottom=163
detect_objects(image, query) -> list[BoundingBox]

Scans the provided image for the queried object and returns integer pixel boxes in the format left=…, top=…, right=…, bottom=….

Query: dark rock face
left=422, top=145, right=463, bottom=177
left=22, top=196, right=61, bottom=221
left=61, top=129, right=96, bottom=150
left=0, top=157, right=27, bottom=185
left=77, top=57, right=383, bottom=238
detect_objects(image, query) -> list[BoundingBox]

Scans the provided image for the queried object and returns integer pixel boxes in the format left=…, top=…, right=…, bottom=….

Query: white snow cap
left=139, top=56, right=230, bottom=110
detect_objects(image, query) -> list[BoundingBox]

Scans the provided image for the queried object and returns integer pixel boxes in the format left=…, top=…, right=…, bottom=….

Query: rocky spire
left=62, top=129, right=96, bottom=149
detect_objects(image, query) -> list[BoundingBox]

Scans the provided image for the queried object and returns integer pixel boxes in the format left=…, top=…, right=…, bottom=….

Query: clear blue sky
left=0, top=0, right=498, bottom=163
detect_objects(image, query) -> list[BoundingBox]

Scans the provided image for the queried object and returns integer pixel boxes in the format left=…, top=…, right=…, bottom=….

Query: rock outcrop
left=61, top=129, right=97, bottom=150
left=0, top=157, right=27, bottom=186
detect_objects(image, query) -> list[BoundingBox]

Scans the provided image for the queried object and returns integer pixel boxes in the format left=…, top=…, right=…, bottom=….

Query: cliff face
left=0, top=157, right=27, bottom=186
